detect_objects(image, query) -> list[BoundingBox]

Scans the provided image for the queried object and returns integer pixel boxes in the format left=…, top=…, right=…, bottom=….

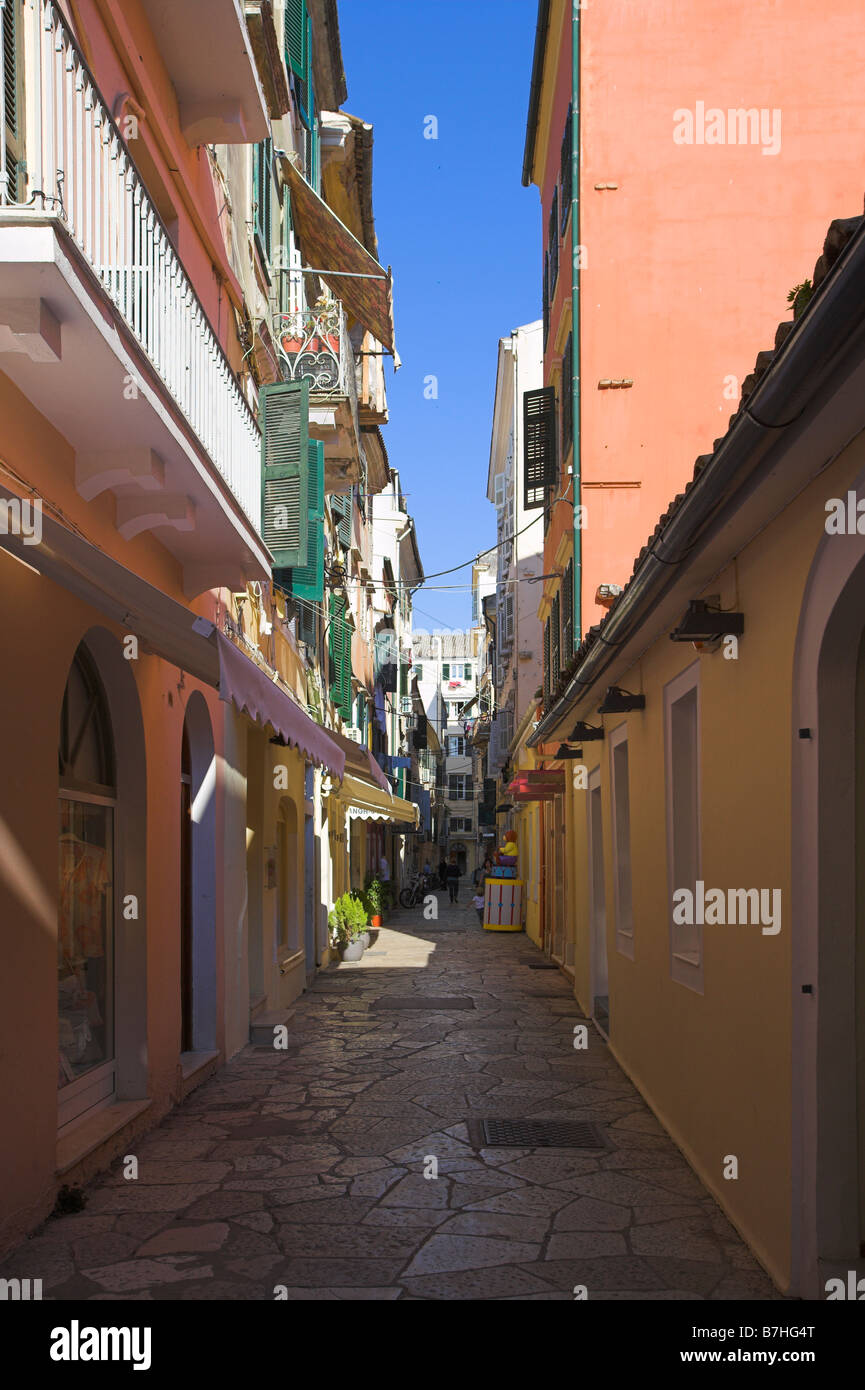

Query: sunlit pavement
left=1, top=894, right=781, bottom=1300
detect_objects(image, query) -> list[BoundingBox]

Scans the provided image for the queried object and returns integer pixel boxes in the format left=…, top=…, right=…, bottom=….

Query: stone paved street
left=3, top=897, right=781, bottom=1301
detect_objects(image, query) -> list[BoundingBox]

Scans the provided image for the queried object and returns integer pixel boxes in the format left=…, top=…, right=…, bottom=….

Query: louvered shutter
left=561, top=558, right=574, bottom=658
left=551, top=592, right=561, bottom=689
left=329, top=592, right=352, bottom=718
left=3, top=0, right=23, bottom=202
left=561, top=334, right=573, bottom=460
left=524, top=387, right=557, bottom=510
left=560, top=105, right=572, bottom=232
left=284, top=0, right=308, bottom=80
left=290, top=439, right=324, bottom=602
left=337, top=494, right=352, bottom=550
left=549, top=189, right=559, bottom=293
left=260, top=380, right=309, bottom=567
left=543, top=619, right=551, bottom=703
left=542, top=252, right=549, bottom=347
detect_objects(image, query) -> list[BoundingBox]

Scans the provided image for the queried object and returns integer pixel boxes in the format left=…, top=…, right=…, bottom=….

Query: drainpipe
left=571, top=4, right=582, bottom=648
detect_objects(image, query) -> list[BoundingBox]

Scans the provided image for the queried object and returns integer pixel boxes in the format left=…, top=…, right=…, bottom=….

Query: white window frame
left=609, top=722, right=634, bottom=960
left=664, top=661, right=703, bottom=993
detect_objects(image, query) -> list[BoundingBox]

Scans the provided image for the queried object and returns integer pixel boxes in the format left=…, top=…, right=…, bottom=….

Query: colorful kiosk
left=483, top=831, right=524, bottom=931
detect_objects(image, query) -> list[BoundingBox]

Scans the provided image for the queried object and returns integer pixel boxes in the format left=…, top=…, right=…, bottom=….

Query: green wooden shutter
left=253, top=139, right=273, bottom=265
left=291, top=439, right=324, bottom=602
left=329, top=592, right=352, bottom=718
left=284, top=0, right=308, bottom=80
left=260, top=380, right=309, bottom=567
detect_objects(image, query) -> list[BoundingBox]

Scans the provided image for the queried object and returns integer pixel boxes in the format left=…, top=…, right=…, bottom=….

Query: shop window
left=58, top=647, right=116, bottom=1124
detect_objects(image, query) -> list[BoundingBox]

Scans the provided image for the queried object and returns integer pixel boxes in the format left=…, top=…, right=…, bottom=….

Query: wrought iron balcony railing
left=274, top=300, right=356, bottom=404
left=0, top=0, right=261, bottom=527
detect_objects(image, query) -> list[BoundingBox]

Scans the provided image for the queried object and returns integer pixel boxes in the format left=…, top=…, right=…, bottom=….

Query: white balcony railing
left=0, top=0, right=261, bottom=527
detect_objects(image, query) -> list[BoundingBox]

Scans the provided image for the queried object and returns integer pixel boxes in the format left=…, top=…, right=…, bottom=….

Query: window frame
left=664, top=662, right=703, bottom=992
left=609, top=722, right=634, bottom=959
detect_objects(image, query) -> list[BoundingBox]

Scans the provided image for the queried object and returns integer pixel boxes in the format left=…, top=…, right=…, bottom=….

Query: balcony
left=274, top=299, right=363, bottom=491
left=138, top=0, right=269, bottom=145
left=0, top=0, right=269, bottom=595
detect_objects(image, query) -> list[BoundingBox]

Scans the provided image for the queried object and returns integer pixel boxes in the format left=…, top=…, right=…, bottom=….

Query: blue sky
left=338, top=0, right=540, bottom=630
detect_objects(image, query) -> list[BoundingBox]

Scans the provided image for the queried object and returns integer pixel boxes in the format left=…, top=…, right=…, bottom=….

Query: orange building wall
left=535, top=0, right=865, bottom=642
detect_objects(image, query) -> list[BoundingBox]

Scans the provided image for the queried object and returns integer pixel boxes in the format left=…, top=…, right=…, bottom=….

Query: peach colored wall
left=533, top=0, right=865, bottom=640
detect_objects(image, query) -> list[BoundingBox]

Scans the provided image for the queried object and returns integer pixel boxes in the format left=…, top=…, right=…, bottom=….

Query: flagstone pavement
left=2, top=896, right=782, bottom=1301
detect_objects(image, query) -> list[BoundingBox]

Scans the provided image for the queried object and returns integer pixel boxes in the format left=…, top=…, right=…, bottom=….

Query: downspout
left=571, top=4, right=582, bottom=648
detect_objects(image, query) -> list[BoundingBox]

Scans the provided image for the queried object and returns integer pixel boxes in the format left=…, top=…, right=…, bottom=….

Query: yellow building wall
left=562, top=427, right=865, bottom=1291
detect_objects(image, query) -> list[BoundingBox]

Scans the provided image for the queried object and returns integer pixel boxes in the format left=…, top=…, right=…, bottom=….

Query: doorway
left=179, top=693, right=216, bottom=1055
left=587, top=769, right=609, bottom=1036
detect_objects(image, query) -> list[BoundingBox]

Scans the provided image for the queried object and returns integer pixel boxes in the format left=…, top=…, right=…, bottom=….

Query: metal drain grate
left=371, top=995, right=475, bottom=1011
left=475, top=1118, right=607, bottom=1149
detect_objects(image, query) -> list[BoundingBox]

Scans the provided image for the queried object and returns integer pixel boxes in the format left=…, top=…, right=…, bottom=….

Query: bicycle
left=398, top=872, right=425, bottom=909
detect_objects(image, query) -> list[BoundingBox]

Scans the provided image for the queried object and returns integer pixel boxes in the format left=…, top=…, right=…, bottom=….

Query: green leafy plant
left=364, top=878, right=385, bottom=917
left=787, top=279, right=813, bottom=319
left=328, top=892, right=358, bottom=946
left=349, top=893, right=368, bottom=933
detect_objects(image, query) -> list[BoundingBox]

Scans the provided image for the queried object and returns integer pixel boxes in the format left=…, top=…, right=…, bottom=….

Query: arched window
left=58, top=645, right=116, bottom=1123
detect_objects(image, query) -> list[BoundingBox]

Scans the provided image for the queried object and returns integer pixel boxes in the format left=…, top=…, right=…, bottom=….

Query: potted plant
left=328, top=892, right=365, bottom=961
left=364, top=878, right=385, bottom=930
left=352, top=892, right=371, bottom=950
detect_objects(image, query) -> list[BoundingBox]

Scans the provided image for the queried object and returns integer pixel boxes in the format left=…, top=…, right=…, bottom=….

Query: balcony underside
left=309, top=395, right=364, bottom=492
left=0, top=220, right=270, bottom=596
left=138, top=0, right=269, bottom=145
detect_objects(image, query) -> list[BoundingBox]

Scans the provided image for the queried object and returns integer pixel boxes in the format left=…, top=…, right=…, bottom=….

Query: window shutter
left=290, top=439, right=325, bottom=602
left=260, top=380, right=309, bottom=567
left=442, top=663, right=450, bottom=680
left=561, top=333, right=573, bottom=461
left=561, top=558, right=574, bottom=658
left=329, top=592, right=352, bottom=717
left=560, top=105, right=572, bottom=232
left=284, top=0, right=308, bottom=80
left=253, top=139, right=273, bottom=264
left=551, top=592, right=561, bottom=689
left=549, top=189, right=559, bottom=293
left=542, top=252, right=549, bottom=347
left=543, top=619, right=551, bottom=703
left=524, top=387, right=557, bottom=510
left=3, top=0, right=22, bottom=201
left=338, top=494, right=352, bottom=550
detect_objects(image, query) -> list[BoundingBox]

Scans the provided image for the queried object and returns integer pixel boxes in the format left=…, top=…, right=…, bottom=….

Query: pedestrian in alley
left=474, top=855, right=493, bottom=888
left=446, top=852, right=461, bottom=903
left=471, top=889, right=485, bottom=925
left=438, top=854, right=448, bottom=889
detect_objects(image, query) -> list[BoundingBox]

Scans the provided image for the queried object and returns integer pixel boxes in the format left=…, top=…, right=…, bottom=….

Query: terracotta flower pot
left=371, top=914, right=382, bottom=928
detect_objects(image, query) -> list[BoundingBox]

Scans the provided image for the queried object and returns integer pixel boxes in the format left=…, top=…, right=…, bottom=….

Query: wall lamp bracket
left=568, top=721, right=604, bottom=741
left=670, top=600, right=745, bottom=643
left=598, top=685, right=645, bottom=714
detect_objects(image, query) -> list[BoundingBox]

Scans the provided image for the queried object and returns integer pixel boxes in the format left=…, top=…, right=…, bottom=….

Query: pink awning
left=327, top=726, right=391, bottom=793
left=217, top=633, right=345, bottom=777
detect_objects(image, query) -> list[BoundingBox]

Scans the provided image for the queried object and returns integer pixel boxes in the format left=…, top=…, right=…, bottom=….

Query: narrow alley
left=2, top=897, right=778, bottom=1302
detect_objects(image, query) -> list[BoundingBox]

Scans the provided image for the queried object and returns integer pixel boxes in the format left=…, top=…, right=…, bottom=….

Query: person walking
left=438, top=855, right=448, bottom=890
left=446, top=852, right=461, bottom=904
left=474, top=855, right=493, bottom=888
